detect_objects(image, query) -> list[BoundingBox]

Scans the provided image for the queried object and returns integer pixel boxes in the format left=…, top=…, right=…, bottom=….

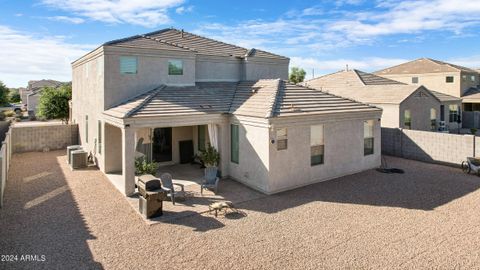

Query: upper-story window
left=471, top=75, right=476, bottom=82
left=411, top=77, right=418, bottom=84
left=168, top=60, right=183, bottom=75
left=120, top=56, right=137, bottom=74
left=446, top=76, right=454, bottom=83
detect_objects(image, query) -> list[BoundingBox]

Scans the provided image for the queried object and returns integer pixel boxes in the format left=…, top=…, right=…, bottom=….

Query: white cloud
left=290, top=56, right=410, bottom=80
left=328, top=0, right=480, bottom=40
left=176, top=5, right=193, bottom=14
left=41, top=0, right=185, bottom=27
left=448, top=55, right=480, bottom=69
left=0, top=25, right=92, bottom=87
left=48, top=16, right=85, bottom=24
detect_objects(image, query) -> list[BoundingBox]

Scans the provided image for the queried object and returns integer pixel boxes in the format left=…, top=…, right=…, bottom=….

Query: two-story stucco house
left=71, top=28, right=382, bottom=196
left=304, top=69, right=461, bottom=132
left=375, top=58, right=479, bottom=128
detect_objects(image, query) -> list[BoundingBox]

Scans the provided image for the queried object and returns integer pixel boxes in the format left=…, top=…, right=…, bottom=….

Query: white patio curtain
left=207, top=124, right=218, bottom=150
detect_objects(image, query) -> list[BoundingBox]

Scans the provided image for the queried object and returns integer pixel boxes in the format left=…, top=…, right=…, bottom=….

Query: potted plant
left=199, top=143, right=220, bottom=167
left=135, top=157, right=159, bottom=176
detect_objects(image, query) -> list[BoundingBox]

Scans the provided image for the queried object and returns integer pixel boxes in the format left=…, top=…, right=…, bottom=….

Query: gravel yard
left=2, top=150, right=480, bottom=269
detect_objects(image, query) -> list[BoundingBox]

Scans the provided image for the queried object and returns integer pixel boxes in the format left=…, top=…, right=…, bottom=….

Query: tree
left=9, top=91, right=20, bottom=103
left=289, top=67, right=306, bottom=84
left=0, top=81, right=10, bottom=106
left=37, top=84, right=72, bottom=123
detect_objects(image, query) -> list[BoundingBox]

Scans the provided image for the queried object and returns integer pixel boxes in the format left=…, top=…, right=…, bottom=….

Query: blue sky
left=1, top=0, right=480, bottom=87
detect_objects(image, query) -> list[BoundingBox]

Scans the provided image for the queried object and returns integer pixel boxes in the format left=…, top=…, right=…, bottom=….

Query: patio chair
left=201, top=167, right=220, bottom=195
left=160, top=173, right=184, bottom=205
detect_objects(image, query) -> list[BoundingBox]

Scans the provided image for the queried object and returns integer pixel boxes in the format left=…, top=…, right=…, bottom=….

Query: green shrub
left=135, top=157, right=159, bottom=175
left=37, top=84, right=71, bottom=123
left=471, top=128, right=478, bottom=135
left=199, top=143, right=220, bottom=167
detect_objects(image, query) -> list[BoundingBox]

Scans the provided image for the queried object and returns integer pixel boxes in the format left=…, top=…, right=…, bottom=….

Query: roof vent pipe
left=345, top=64, right=349, bottom=71
left=181, top=29, right=184, bottom=38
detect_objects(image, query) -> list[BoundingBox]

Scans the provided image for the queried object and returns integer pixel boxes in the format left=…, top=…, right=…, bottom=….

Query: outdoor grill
left=137, top=175, right=167, bottom=219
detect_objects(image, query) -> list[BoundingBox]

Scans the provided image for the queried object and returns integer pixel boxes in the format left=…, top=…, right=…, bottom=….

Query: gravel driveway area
left=2, top=150, right=480, bottom=269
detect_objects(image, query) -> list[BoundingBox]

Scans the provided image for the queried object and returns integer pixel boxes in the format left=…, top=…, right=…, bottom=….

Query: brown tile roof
left=375, top=58, right=478, bottom=75
left=304, top=69, right=460, bottom=104
left=462, top=87, right=480, bottom=102
left=104, top=80, right=380, bottom=119
left=104, top=28, right=288, bottom=60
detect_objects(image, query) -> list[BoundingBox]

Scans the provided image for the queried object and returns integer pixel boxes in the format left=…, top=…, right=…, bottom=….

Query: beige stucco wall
left=267, top=117, right=381, bottom=194
left=104, top=123, right=122, bottom=173
left=374, top=103, right=400, bottom=128
left=227, top=118, right=270, bottom=192
left=103, top=47, right=196, bottom=109
left=381, top=73, right=462, bottom=97
left=71, top=47, right=105, bottom=171
left=244, top=58, right=289, bottom=81
left=195, top=55, right=242, bottom=82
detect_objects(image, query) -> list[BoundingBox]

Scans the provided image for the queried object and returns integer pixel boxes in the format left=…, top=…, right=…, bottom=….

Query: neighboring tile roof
left=104, top=28, right=288, bottom=60
left=104, top=80, right=380, bottom=119
left=429, top=90, right=462, bottom=102
left=355, top=70, right=404, bottom=85
left=375, top=58, right=478, bottom=75
left=27, top=79, right=63, bottom=91
left=462, top=87, right=480, bottom=102
left=304, top=69, right=460, bottom=104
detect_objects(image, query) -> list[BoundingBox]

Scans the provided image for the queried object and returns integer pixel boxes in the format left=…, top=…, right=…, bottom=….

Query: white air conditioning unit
left=67, top=145, right=82, bottom=164
left=71, top=150, right=88, bottom=169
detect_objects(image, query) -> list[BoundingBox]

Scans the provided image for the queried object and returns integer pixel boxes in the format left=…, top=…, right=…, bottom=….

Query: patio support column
left=122, top=126, right=136, bottom=196
left=218, top=122, right=229, bottom=177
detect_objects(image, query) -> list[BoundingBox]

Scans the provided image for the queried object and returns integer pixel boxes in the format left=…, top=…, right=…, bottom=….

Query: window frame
left=404, top=110, right=412, bottom=129
left=198, top=125, right=206, bottom=152
left=98, top=120, right=102, bottom=154
left=430, top=108, right=437, bottom=131
left=85, top=115, right=89, bottom=143
left=168, top=59, right=184, bottom=76
left=276, top=128, right=288, bottom=151
left=310, top=125, right=324, bottom=166
left=446, top=76, right=454, bottom=83
left=411, top=77, right=419, bottom=84
left=471, top=75, right=476, bottom=82
left=119, top=56, right=138, bottom=75
left=231, top=124, right=239, bottom=164
left=363, top=120, right=374, bottom=156
left=449, top=104, right=459, bottom=123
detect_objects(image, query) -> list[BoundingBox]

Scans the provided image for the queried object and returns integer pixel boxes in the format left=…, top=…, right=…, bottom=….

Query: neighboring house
left=304, top=69, right=461, bottom=132
left=23, top=79, right=63, bottom=113
left=375, top=58, right=479, bottom=128
left=72, top=28, right=382, bottom=196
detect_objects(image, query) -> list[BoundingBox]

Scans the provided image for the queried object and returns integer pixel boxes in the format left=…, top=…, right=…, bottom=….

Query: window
left=120, top=56, right=137, bottom=74
left=472, top=75, right=476, bottom=82
left=85, top=115, right=89, bottom=143
left=364, top=120, right=374, bottom=156
left=276, top=128, right=288, bottom=150
left=98, top=120, right=102, bottom=154
left=231, top=124, right=239, bottom=164
left=449, top=104, right=459, bottom=122
left=198, top=125, right=206, bottom=152
left=310, top=125, right=324, bottom=166
left=446, top=76, right=454, bottom=83
left=430, top=108, right=437, bottom=131
left=168, top=60, right=183, bottom=75
left=411, top=77, right=418, bottom=84
left=404, top=110, right=411, bottom=129
left=462, top=75, right=467, bottom=81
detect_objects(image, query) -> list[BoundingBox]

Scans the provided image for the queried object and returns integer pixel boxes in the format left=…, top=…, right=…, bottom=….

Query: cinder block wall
left=382, top=127, right=475, bottom=165
left=11, top=124, right=79, bottom=153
